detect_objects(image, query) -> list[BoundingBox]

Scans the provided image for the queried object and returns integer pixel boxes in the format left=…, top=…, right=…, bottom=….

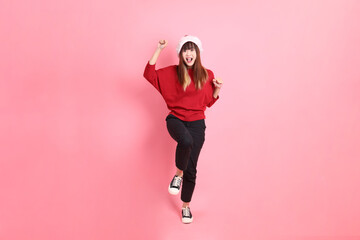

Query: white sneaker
left=168, top=175, right=182, bottom=195
left=182, top=207, right=193, bottom=224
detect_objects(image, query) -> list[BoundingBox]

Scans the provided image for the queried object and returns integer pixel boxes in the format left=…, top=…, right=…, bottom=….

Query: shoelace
left=183, top=207, right=190, bottom=217
left=173, top=176, right=182, bottom=187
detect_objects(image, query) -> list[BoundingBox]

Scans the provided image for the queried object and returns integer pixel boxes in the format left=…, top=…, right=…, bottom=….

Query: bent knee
left=179, top=135, right=193, bottom=149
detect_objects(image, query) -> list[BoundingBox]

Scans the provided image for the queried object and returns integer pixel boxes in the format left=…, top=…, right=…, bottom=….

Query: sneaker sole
left=168, top=185, right=180, bottom=195
left=182, top=217, right=193, bottom=224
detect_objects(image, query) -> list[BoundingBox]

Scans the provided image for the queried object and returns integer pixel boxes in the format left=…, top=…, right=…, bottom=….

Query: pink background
left=1, top=0, right=360, bottom=239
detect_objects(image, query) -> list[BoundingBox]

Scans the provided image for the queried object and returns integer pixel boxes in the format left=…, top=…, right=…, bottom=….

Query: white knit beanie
left=176, top=35, right=203, bottom=54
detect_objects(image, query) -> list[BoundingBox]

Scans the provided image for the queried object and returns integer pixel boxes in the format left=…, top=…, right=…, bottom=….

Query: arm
left=207, top=77, right=223, bottom=108
left=212, top=77, right=223, bottom=98
left=143, top=40, right=168, bottom=91
left=149, top=40, right=168, bottom=65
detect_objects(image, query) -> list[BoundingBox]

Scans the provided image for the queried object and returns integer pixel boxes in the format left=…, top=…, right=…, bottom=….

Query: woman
left=143, top=35, right=223, bottom=223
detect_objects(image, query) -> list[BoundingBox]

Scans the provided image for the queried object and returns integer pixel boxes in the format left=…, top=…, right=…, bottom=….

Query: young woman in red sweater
left=143, top=35, right=223, bottom=223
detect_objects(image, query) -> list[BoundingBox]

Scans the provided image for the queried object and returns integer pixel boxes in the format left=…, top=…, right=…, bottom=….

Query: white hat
left=176, top=35, right=203, bottom=54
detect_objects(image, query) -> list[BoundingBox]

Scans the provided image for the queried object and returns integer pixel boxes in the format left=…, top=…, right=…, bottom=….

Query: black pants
left=166, top=114, right=206, bottom=203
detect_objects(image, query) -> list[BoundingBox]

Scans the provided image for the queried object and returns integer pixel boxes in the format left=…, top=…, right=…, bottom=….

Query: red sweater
left=143, top=61, right=219, bottom=121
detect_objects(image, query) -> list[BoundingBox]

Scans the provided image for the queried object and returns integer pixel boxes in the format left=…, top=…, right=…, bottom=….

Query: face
left=182, top=48, right=197, bottom=67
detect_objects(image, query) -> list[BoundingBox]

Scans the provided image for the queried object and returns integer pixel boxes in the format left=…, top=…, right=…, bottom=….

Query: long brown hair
left=177, top=42, right=208, bottom=91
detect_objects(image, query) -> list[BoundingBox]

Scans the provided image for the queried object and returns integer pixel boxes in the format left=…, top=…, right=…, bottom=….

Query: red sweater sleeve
left=143, top=61, right=161, bottom=92
left=207, top=95, right=219, bottom=108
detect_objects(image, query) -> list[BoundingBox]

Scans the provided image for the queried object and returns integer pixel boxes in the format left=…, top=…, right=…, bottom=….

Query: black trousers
left=166, top=114, right=206, bottom=203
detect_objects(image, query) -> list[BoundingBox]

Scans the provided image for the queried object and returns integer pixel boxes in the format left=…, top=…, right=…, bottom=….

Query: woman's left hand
left=213, top=78, right=223, bottom=89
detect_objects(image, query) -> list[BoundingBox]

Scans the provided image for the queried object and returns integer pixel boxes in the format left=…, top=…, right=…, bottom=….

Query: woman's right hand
left=158, top=40, right=168, bottom=50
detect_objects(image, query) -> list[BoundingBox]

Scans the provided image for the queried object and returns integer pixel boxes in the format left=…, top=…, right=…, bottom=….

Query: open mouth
left=186, top=57, right=193, bottom=64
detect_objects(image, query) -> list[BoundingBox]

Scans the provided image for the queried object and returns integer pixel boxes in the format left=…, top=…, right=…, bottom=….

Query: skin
left=182, top=48, right=196, bottom=67
left=149, top=39, right=223, bottom=208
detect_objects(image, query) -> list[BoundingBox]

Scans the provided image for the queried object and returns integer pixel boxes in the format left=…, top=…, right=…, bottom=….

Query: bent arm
left=149, top=47, right=162, bottom=65
left=149, top=40, right=167, bottom=65
left=212, top=77, right=223, bottom=98
left=144, top=41, right=167, bottom=92
left=207, top=77, right=222, bottom=107
left=213, top=87, right=220, bottom=98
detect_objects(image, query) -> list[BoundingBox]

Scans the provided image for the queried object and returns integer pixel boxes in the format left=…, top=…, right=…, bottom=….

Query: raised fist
left=158, top=40, right=168, bottom=49
left=212, top=78, right=223, bottom=89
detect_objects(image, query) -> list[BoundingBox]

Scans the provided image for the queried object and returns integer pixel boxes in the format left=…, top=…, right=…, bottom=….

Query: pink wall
left=1, top=0, right=360, bottom=239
